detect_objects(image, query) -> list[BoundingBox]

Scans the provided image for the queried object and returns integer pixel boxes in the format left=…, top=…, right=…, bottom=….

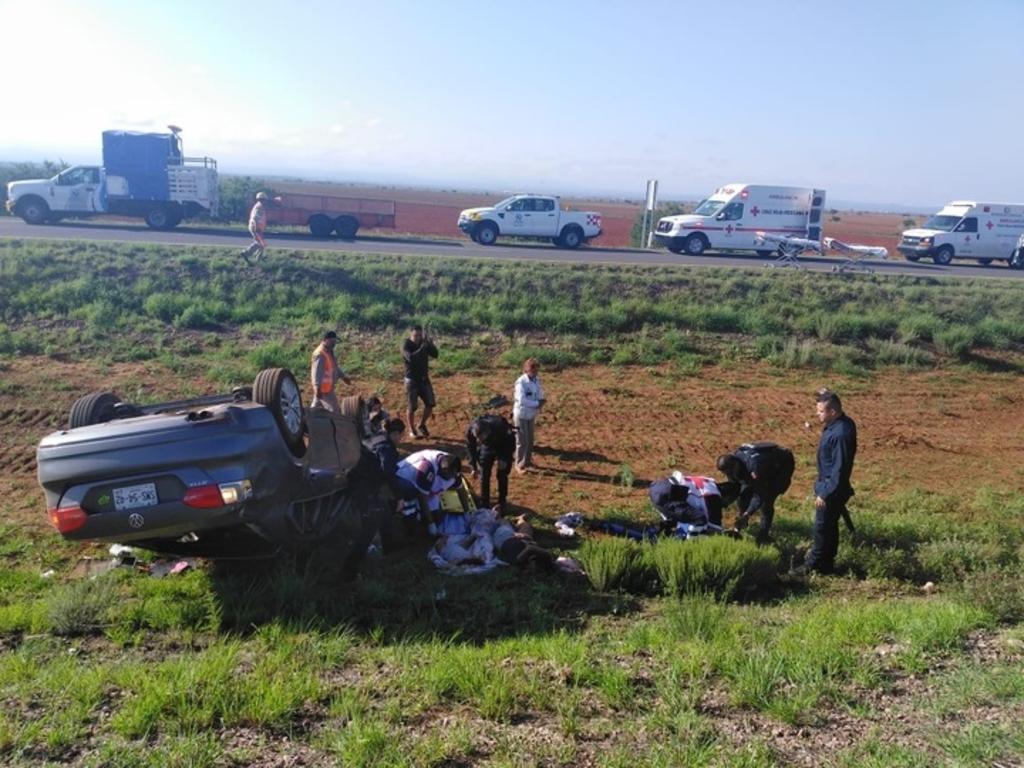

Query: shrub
left=498, top=345, right=582, bottom=370
left=47, top=576, right=119, bottom=636
left=175, top=304, right=213, bottom=330
left=935, top=326, right=975, bottom=359
left=917, top=537, right=1013, bottom=583
left=650, top=537, right=777, bottom=600
left=578, top=538, right=651, bottom=593
left=957, top=568, right=1024, bottom=623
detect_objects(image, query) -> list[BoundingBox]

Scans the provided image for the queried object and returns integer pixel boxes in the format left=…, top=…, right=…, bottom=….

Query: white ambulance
left=898, top=202, right=1024, bottom=268
left=653, top=184, right=826, bottom=256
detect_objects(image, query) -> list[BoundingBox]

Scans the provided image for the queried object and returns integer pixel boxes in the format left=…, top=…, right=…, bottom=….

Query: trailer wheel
left=69, top=392, right=120, bottom=429
left=309, top=215, right=334, bottom=238
left=334, top=216, right=359, bottom=239
left=559, top=225, right=584, bottom=249
left=684, top=233, right=709, bottom=256
left=16, top=196, right=50, bottom=225
left=144, top=205, right=180, bottom=230
left=475, top=222, right=499, bottom=245
left=932, top=245, right=954, bottom=266
left=253, top=368, right=305, bottom=457
left=976, top=258, right=992, bottom=266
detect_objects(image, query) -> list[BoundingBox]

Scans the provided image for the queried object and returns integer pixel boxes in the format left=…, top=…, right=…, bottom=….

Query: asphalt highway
left=2, top=218, right=1022, bottom=281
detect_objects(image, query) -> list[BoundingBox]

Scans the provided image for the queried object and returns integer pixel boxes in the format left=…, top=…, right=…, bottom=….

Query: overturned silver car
left=37, top=368, right=379, bottom=559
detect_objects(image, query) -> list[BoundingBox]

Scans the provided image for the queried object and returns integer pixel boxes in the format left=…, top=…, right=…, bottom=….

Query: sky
left=1, top=0, right=1022, bottom=208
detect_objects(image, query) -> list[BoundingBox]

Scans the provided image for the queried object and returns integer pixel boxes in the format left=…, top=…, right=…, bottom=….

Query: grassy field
left=0, top=240, right=1023, bottom=767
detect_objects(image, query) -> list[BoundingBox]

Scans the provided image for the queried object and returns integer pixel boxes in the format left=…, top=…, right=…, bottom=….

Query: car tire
left=551, top=237, right=562, bottom=246
left=667, top=244, right=684, bottom=254
left=308, top=214, right=334, bottom=238
left=933, top=245, right=954, bottom=265
left=904, top=254, right=920, bottom=262
left=69, top=391, right=120, bottom=429
left=334, top=216, right=359, bottom=239
left=559, top=226, right=584, bottom=249
left=976, top=258, right=992, bottom=266
left=475, top=222, right=498, bottom=245
left=253, top=368, right=305, bottom=457
left=684, top=233, right=709, bottom=255
left=144, top=205, right=179, bottom=230
left=17, top=196, right=50, bottom=225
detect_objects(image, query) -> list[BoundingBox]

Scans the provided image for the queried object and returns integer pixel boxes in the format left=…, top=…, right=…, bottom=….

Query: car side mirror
left=715, top=212, right=726, bottom=221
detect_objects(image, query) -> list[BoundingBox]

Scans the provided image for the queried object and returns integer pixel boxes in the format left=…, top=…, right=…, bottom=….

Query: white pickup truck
left=6, top=129, right=217, bottom=229
left=457, top=194, right=602, bottom=248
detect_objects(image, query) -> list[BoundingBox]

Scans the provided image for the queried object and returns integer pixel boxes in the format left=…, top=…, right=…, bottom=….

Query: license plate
left=113, top=483, right=158, bottom=511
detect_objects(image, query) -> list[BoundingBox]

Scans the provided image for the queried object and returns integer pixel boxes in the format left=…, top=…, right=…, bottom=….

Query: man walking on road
left=240, top=191, right=273, bottom=264
left=402, top=325, right=438, bottom=439
left=513, top=358, right=545, bottom=473
left=799, top=389, right=857, bottom=575
left=310, top=330, right=352, bottom=413
left=466, top=413, right=516, bottom=513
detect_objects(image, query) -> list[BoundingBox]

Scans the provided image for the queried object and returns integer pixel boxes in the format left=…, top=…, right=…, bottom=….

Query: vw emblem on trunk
left=128, top=513, right=145, bottom=529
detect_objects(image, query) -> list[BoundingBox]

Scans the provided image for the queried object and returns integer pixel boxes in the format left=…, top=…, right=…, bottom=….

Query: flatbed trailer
left=265, top=193, right=397, bottom=238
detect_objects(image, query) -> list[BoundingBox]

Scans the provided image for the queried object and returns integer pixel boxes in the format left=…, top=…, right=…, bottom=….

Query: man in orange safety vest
left=310, top=330, right=353, bottom=413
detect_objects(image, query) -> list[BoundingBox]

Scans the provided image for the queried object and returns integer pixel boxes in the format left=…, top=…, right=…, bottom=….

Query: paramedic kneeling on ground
left=801, top=389, right=857, bottom=575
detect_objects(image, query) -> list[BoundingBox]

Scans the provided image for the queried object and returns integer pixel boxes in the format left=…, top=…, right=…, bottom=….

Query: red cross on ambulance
left=750, top=206, right=760, bottom=217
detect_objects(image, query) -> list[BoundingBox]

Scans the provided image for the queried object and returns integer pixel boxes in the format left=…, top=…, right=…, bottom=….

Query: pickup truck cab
left=458, top=194, right=602, bottom=248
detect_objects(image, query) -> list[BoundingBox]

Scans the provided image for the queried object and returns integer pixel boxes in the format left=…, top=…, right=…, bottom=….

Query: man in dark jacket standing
left=717, top=442, right=795, bottom=543
left=804, top=389, right=857, bottom=575
left=402, top=325, right=438, bottom=439
left=465, top=414, right=516, bottom=513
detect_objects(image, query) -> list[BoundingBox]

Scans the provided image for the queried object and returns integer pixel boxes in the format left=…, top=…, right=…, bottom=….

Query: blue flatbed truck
left=5, top=128, right=218, bottom=229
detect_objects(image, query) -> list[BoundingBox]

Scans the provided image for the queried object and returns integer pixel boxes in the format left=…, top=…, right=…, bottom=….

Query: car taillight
left=48, top=504, right=87, bottom=534
left=183, top=485, right=225, bottom=509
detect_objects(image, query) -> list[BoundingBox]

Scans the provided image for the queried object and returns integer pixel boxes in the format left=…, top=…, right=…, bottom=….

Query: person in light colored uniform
left=513, top=357, right=545, bottom=473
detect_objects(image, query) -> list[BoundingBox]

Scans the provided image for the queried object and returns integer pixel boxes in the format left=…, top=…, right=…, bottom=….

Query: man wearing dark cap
left=717, top=442, right=795, bottom=544
left=800, top=389, right=857, bottom=575
left=310, top=330, right=352, bottom=413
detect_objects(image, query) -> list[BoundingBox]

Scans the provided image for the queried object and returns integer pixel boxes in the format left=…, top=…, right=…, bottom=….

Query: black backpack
left=737, top=442, right=795, bottom=496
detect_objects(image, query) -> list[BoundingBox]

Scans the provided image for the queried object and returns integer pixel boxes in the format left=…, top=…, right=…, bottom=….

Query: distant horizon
left=0, top=152, right=942, bottom=214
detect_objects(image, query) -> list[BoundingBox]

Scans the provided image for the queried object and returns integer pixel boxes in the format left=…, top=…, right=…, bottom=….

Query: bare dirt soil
left=5, top=357, right=1022, bottom=527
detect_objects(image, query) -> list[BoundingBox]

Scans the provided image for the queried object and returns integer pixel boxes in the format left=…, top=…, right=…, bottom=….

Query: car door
left=715, top=201, right=745, bottom=247
left=505, top=198, right=542, bottom=236
left=51, top=168, right=98, bottom=213
left=954, top=216, right=978, bottom=256
left=533, top=198, right=559, bottom=236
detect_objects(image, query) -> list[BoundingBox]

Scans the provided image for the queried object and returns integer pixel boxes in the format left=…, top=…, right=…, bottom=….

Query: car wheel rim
left=279, top=377, right=302, bottom=436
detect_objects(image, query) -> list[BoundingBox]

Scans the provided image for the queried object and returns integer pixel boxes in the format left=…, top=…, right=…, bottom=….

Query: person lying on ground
left=717, top=442, right=795, bottom=543
left=465, top=413, right=516, bottom=513
left=395, top=449, right=463, bottom=534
